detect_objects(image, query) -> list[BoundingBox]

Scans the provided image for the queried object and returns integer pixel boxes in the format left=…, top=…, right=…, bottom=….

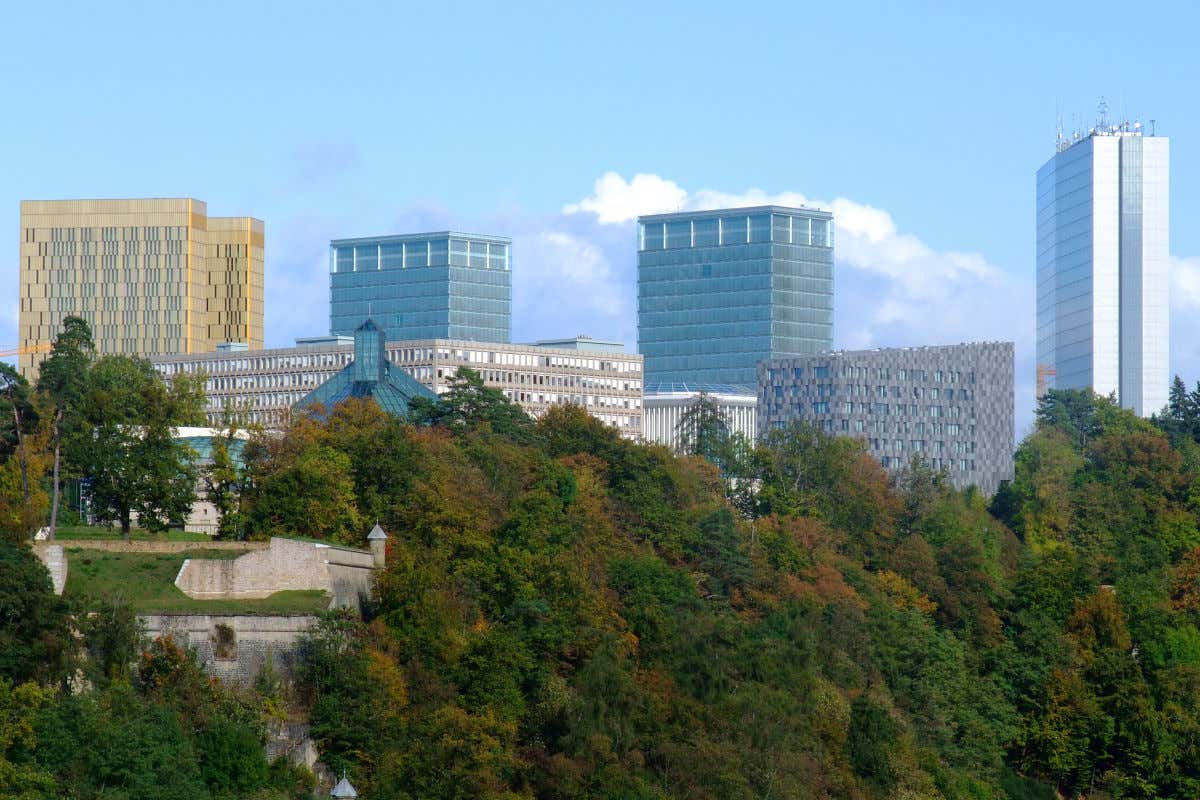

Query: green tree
left=203, top=412, right=247, bottom=540
left=0, top=364, right=39, bottom=517
left=847, top=694, right=898, bottom=790
left=0, top=542, right=75, bottom=685
left=249, top=445, right=363, bottom=544
left=411, top=366, right=537, bottom=443
left=75, top=596, right=145, bottom=686
left=35, top=315, right=94, bottom=539
left=676, top=391, right=731, bottom=462
left=70, top=356, right=204, bottom=538
left=0, top=678, right=56, bottom=799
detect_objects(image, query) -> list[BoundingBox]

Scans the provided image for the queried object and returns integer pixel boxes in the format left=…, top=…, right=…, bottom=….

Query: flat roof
left=330, top=231, right=512, bottom=246
left=638, top=204, right=831, bottom=223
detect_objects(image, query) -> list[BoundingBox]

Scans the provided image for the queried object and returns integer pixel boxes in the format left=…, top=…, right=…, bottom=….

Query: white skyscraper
left=1036, top=114, right=1169, bottom=417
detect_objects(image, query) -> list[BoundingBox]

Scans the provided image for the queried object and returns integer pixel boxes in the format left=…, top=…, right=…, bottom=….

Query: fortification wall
left=140, top=613, right=317, bottom=685
left=32, top=544, right=67, bottom=594
left=175, top=537, right=374, bottom=608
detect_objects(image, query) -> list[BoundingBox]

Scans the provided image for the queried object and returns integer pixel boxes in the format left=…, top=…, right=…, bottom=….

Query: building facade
left=757, top=342, right=1014, bottom=494
left=152, top=336, right=643, bottom=436
left=329, top=232, right=511, bottom=344
left=1036, top=121, right=1169, bottom=416
left=638, top=205, right=834, bottom=387
left=18, top=198, right=264, bottom=376
left=643, top=384, right=757, bottom=452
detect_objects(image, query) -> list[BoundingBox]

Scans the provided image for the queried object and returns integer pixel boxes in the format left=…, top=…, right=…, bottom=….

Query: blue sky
left=4, top=0, right=1200, bottom=435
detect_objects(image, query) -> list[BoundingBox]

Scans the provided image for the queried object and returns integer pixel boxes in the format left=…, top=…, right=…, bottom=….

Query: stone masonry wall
left=140, top=613, right=317, bottom=685
left=175, top=537, right=375, bottom=608
left=32, top=544, right=67, bottom=594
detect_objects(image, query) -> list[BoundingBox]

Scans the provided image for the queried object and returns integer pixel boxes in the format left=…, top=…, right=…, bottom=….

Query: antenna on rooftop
left=1097, top=96, right=1109, bottom=129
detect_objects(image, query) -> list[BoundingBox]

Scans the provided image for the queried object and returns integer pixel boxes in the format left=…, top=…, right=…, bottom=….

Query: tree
left=75, top=596, right=145, bottom=686
left=70, top=355, right=204, bottom=538
left=0, top=543, right=75, bottom=685
left=676, top=391, right=731, bottom=463
left=203, top=413, right=247, bottom=540
left=0, top=364, right=39, bottom=515
left=411, top=367, right=536, bottom=443
left=0, top=457, right=48, bottom=544
left=36, top=315, right=94, bottom=539
left=248, top=445, right=363, bottom=544
left=0, top=678, right=56, bottom=799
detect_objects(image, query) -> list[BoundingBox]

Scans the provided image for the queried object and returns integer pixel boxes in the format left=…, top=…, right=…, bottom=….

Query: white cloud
left=512, top=230, right=630, bottom=340
left=562, top=172, right=687, bottom=224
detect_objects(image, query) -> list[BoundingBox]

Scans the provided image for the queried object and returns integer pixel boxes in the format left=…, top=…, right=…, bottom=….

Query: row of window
left=44, top=225, right=189, bottom=243
left=770, top=394, right=974, bottom=419
left=639, top=214, right=833, bottom=251
left=387, top=346, right=642, bottom=374
left=772, top=382, right=976, bottom=402
left=333, top=239, right=510, bottom=273
left=770, top=366, right=977, bottom=384
left=436, top=365, right=641, bottom=393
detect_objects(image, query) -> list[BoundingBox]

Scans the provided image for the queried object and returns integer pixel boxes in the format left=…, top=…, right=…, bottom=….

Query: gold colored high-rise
left=18, top=198, right=264, bottom=377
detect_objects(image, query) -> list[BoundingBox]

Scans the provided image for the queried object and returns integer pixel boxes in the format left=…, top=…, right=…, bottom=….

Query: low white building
left=642, top=383, right=757, bottom=452
left=152, top=335, right=644, bottom=438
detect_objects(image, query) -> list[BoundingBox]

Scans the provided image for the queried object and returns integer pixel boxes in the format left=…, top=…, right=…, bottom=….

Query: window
left=814, top=366, right=830, bottom=378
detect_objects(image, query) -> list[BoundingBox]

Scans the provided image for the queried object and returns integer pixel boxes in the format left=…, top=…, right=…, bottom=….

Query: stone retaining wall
left=175, top=537, right=375, bottom=608
left=32, top=544, right=67, bottom=594
left=140, top=613, right=317, bottom=685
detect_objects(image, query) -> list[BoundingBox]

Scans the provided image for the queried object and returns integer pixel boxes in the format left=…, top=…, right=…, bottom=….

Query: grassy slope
left=54, top=525, right=211, bottom=542
left=63, top=547, right=329, bottom=615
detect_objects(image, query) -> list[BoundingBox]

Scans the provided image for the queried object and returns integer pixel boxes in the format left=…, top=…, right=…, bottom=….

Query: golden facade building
left=18, top=198, right=264, bottom=377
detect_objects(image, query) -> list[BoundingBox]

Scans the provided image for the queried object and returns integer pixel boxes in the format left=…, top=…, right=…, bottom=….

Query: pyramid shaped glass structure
left=295, top=318, right=436, bottom=418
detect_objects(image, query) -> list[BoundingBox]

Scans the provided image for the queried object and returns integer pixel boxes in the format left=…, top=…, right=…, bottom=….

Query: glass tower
left=329, top=232, right=511, bottom=343
left=637, top=205, right=834, bottom=388
left=1036, top=122, right=1169, bottom=416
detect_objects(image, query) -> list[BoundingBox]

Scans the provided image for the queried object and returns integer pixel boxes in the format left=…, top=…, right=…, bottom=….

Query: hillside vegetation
left=5, top=380, right=1200, bottom=799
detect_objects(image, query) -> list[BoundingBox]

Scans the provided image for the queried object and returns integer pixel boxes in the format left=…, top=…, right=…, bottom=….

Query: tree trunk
left=120, top=508, right=131, bottom=541
left=10, top=405, right=28, bottom=505
left=49, top=411, right=63, bottom=541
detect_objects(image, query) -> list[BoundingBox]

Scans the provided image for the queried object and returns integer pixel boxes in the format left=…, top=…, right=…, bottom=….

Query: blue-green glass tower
left=330, top=232, right=511, bottom=343
left=637, top=206, right=834, bottom=388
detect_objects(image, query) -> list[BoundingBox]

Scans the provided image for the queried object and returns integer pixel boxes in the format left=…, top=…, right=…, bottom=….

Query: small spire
left=367, top=522, right=388, bottom=541
left=331, top=769, right=358, bottom=798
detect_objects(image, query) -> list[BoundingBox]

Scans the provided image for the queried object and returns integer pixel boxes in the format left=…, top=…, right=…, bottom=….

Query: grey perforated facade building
left=757, top=342, right=1014, bottom=495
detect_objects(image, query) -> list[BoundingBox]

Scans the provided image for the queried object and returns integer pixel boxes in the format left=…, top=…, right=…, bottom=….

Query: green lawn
left=63, top=548, right=330, bottom=615
left=54, top=525, right=211, bottom=542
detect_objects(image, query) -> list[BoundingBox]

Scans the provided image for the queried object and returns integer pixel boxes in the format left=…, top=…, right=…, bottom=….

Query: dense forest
left=6, top=330, right=1200, bottom=797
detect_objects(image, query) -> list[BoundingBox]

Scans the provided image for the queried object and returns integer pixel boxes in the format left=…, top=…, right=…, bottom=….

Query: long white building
left=1036, top=112, right=1169, bottom=416
left=642, top=383, right=757, bottom=452
left=152, top=335, right=643, bottom=436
